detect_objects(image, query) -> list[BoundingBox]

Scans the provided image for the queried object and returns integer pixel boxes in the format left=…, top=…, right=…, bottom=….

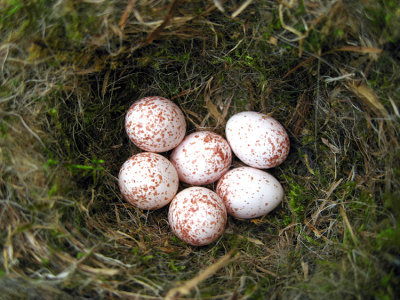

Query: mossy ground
left=1, top=0, right=399, bottom=299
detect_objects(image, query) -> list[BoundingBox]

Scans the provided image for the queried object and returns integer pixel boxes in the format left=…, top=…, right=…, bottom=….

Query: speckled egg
left=118, top=152, right=179, bottom=210
left=125, top=96, right=186, bottom=152
left=170, top=131, right=232, bottom=185
left=216, top=167, right=284, bottom=219
left=168, top=187, right=227, bottom=246
left=225, top=111, right=290, bottom=169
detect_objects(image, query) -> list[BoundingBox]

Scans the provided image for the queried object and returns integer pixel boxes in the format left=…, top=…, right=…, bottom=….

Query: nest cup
left=1, top=0, right=399, bottom=299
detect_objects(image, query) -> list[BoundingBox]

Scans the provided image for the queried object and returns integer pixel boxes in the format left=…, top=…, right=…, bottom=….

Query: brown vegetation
left=1, top=0, right=399, bottom=299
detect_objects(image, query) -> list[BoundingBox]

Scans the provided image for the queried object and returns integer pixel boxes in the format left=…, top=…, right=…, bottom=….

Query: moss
left=1, top=0, right=399, bottom=298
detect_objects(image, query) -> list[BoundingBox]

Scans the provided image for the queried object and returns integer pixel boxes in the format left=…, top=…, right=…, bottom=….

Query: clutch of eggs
left=119, top=97, right=291, bottom=246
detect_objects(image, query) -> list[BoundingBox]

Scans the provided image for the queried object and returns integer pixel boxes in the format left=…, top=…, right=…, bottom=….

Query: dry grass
left=1, top=0, right=399, bottom=299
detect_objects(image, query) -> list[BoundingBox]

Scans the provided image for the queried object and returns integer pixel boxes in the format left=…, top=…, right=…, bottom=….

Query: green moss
left=66, top=158, right=105, bottom=185
left=285, top=178, right=310, bottom=221
left=364, top=0, right=400, bottom=41
left=0, top=0, right=24, bottom=29
left=0, top=121, right=8, bottom=137
left=169, top=259, right=185, bottom=272
left=375, top=223, right=400, bottom=251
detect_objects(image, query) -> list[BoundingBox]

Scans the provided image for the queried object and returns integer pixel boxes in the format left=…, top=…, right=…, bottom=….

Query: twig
left=130, top=0, right=178, bottom=53
left=213, top=0, right=225, bottom=13
left=231, top=0, right=254, bottom=18
left=1, top=112, right=45, bottom=148
left=340, top=205, right=358, bottom=245
left=119, top=0, right=136, bottom=30
left=314, top=56, right=321, bottom=154
left=311, top=178, right=343, bottom=224
left=255, top=265, right=279, bottom=278
left=165, top=250, right=238, bottom=300
left=279, top=4, right=306, bottom=56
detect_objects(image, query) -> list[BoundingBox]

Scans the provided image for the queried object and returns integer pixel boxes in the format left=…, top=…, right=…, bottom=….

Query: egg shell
left=216, top=167, right=283, bottom=219
left=170, top=131, right=232, bottom=185
left=168, top=187, right=227, bottom=246
left=225, top=111, right=290, bottom=169
left=118, top=152, right=179, bottom=210
left=125, top=96, right=186, bottom=152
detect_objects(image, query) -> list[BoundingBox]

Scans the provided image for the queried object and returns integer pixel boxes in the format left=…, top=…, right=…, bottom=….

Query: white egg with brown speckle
left=170, top=131, right=232, bottom=185
left=118, top=152, right=179, bottom=210
left=216, top=167, right=283, bottom=219
left=125, top=96, right=186, bottom=152
left=168, top=187, right=227, bottom=246
left=226, top=111, right=290, bottom=169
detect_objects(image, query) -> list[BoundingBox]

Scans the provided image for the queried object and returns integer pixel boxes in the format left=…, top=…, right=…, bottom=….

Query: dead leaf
left=347, top=82, right=389, bottom=118
left=244, top=78, right=255, bottom=110
left=205, top=97, right=223, bottom=125
left=204, top=78, right=225, bottom=127
left=301, top=260, right=309, bottom=281
left=221, top=94, right=233, bottom=120
left=287, top=91, right=312, bottom=136
left=321, top=137, right=340, bottom=154
left=333, top=46, right=383, bottom=54
left=79, top=264, right=119, bottom=276
left=101, top=70, right=110, bottom=98
left=267, top=36, right=278, bottom=45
